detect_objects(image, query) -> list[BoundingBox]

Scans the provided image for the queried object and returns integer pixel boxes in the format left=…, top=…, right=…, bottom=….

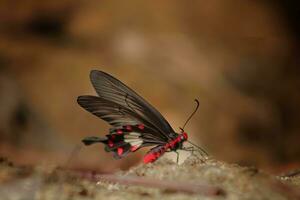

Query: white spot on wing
left=129, top=132, right=141, bottom=136
left=130, top=140, right=143, bottom=147
left=124, top=132, right=141, bottom=139
left=124, top=138, right=143, bottom=147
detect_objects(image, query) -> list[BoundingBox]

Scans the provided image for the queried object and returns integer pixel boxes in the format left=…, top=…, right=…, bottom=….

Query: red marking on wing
left=138, top=124, right=145, bottom=130
left=130, top=145, right=139, bottom=152
left=125, top=125, right=132, bottom=131
left=116, top=129, right=123, bottom=135
left=117, top=147, right=123, bottom=156
left=108, top=140, right=114, bottom=147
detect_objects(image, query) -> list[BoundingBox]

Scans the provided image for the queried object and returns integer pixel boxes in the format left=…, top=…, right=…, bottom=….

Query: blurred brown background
left=0, top=0, right=299, bottom=173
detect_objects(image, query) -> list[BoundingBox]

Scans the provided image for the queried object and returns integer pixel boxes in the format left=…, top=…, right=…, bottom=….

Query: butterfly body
left=78, top=70, right=192, bottom=163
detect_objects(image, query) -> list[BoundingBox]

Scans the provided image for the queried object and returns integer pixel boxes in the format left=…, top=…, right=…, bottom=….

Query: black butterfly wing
left=78, top=95, right=138, bottom=126
left=89, top=70, right=175, bottom=140
left=78, top=70, right=176, bottom=160
left=78, top=96, right=168, bottom=159
left=77, top=95, right=169, bottom=143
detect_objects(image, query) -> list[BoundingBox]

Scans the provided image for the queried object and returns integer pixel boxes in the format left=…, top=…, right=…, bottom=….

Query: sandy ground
left=0, top=155, right=299, bottom=200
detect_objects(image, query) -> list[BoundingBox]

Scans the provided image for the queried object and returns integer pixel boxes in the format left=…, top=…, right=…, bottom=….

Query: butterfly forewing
left=77, top=95, right=141, bottom=127
left=77, top=95, right=168, bottom=143
left=89, top=70, right=175, bottom=139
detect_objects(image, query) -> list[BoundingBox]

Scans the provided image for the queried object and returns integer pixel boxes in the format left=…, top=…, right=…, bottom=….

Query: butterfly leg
left=182, top=146, right=194, bottom=154
left=181, top=146, right=202, bottom=160
left=175, top=151, right=179, bottom=164
left=166, top=149, right=179, bottom=163
left=183, top=146, right=208, bottom=157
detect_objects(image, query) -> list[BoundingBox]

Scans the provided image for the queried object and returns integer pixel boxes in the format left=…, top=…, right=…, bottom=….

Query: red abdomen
left=143, top=146, right=167, bottom=163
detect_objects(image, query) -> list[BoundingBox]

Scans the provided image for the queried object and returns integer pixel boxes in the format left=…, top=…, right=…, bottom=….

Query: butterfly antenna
left=187, top=140, right=209, bottom=156
left=180, top=99, right=209, bottom=156
left=181, top=99, right=200, bottom=130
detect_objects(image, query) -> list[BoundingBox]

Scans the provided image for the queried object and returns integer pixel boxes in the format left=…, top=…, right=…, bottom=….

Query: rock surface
left=0, top=156, right=299, bottom=200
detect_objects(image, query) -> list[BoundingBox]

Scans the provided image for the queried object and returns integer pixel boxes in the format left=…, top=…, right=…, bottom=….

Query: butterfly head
left=179, top=127, right=188, bottom=141
left=180, top=132, right=188, bottom=141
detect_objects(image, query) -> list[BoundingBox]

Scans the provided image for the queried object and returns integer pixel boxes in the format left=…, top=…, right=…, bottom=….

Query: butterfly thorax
left=165, top=132, right=188, bottom=151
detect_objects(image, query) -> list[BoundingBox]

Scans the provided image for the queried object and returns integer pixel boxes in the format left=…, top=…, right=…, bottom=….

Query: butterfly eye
left=182, top=132, right=188, bottom=140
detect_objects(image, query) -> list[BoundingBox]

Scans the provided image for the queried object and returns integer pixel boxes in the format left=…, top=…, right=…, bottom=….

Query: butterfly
left=77, top=70, right=207, bottom=163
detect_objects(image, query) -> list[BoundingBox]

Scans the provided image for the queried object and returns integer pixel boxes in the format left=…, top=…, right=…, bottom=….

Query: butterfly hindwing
left=101, top=124, right=158, bottom=158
